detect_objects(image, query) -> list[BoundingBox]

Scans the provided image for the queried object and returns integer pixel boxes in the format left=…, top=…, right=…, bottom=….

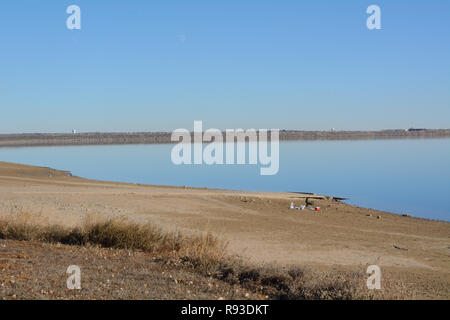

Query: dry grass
left=0, top=212, right=223, bottom=259
left=0, top=212, right=375, bottom=300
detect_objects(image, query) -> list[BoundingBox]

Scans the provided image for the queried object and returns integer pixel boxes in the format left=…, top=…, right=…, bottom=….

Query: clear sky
left=0, top=0, right=449, bottom=133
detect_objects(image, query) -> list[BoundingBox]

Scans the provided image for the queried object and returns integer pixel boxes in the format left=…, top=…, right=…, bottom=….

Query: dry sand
left=0, top=161, right=449, bottom=299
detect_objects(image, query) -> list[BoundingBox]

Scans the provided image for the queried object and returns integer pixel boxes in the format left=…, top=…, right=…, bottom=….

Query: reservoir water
left=1, top=139, right=449, bottom=221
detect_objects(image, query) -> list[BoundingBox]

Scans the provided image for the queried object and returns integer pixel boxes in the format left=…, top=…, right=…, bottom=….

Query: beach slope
left=0, top=162, right=448, bottom=299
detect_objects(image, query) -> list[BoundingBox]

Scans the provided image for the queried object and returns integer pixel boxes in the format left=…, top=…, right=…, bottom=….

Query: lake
left=1, top=139, right=449, bottom=221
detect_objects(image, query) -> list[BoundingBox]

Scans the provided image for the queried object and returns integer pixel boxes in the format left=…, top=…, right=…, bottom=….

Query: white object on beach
left=290, top=202, right=295, bottom=209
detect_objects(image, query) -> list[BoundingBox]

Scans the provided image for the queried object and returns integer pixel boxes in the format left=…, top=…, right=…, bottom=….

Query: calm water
left=1, top=139, right=449, bottom=221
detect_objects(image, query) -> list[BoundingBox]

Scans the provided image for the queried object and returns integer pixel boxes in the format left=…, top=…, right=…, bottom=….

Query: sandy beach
left=0, top=161, right=449, bottom=299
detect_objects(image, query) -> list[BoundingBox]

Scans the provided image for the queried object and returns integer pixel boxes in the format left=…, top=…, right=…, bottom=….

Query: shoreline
left=0, top=161, right=449, bottom=299
left=0, top=157, right=448, bottom=223
left=1, top=129, right=449, bottom=148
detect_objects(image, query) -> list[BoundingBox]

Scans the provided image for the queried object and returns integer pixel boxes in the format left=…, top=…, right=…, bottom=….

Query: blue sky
left=0, top=0, right=449, bottom=133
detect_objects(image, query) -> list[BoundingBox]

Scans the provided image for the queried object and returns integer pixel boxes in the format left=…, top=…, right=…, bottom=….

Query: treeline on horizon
left=0, top=129, right=449, bottom=147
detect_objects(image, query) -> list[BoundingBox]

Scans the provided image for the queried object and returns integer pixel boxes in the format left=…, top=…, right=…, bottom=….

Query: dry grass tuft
left=0, top=212, right=221, bottom=256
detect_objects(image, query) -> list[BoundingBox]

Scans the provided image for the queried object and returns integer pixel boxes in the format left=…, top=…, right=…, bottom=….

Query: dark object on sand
left=393, top=244, right=408, bottom=251
left=306, top=198, right=314, bottom=206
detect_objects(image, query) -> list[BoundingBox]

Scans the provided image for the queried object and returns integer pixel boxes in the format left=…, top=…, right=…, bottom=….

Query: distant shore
left=1, top=129, right=449, bottom=148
